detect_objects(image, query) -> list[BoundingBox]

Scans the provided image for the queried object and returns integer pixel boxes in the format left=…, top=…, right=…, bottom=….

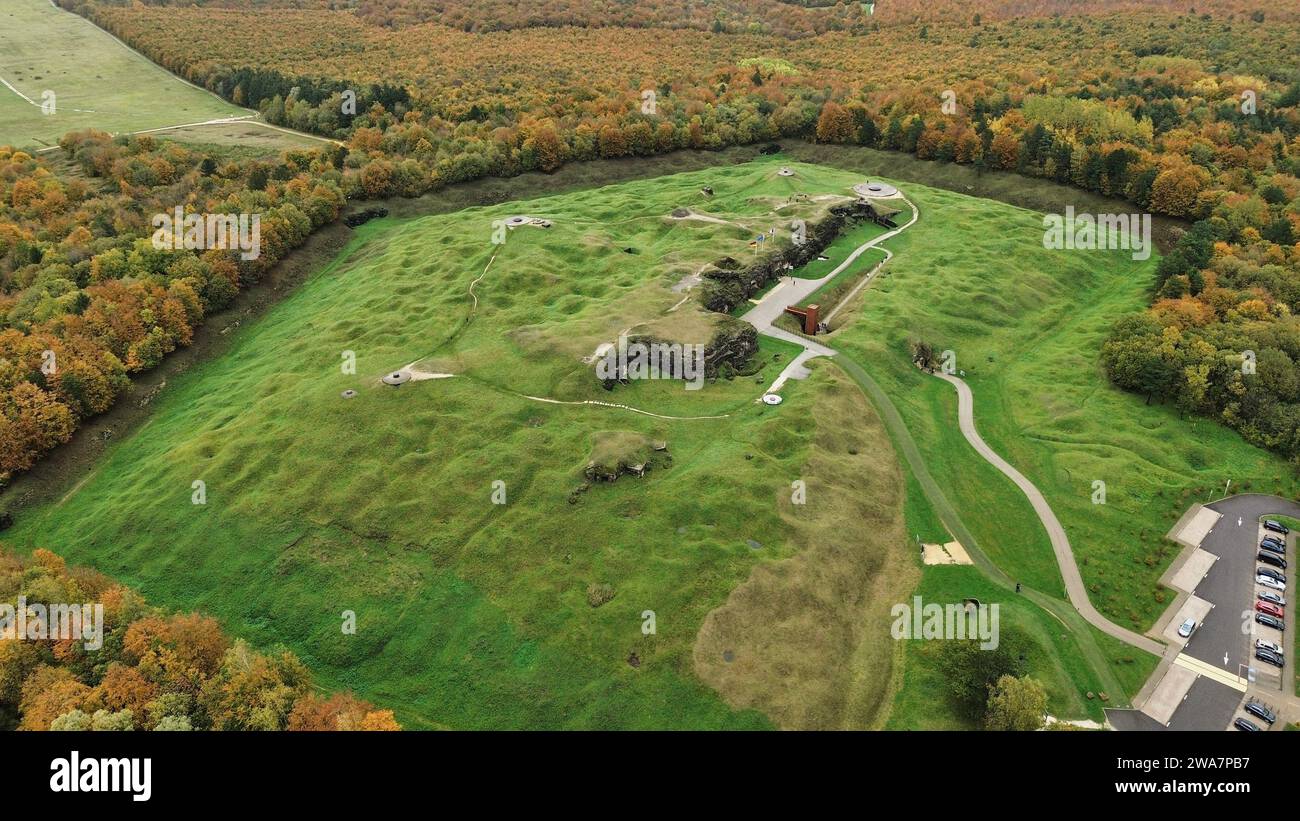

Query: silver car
left=1256, top=639, right=1283, bottom=654
left=1177, top=618, right=1196, bottom=638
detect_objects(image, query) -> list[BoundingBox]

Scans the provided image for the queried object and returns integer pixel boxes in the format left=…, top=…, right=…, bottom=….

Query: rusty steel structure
left=784, top=303, right=820, bottom=335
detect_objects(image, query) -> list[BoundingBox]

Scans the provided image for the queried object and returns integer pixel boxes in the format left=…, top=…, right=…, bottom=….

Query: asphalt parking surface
left=1113, top=495, right=1297, bottom=730
left=1166, top=677, right=1246, bottom=730
left=1200, top=495, right=1298, bottom=691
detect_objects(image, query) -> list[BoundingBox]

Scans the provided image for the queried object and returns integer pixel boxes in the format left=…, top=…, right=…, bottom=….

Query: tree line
left=3, top=0, right=1297, bottom=479
left=0, top=133, right=345, bottom=481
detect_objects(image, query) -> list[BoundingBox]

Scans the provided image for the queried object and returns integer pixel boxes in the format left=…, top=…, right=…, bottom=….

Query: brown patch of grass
left=692, top=364, right=919, bottom=729
left=588, top=430, right=654, bottom=470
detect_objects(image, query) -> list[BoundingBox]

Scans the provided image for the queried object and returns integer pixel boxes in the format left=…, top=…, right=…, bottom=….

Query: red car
left=1256, top=600, right=1285, bottom=618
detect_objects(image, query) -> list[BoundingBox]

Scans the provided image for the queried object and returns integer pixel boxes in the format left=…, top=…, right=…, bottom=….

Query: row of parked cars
left=1252, top=520, right=1288, bottom=670
left=1233, top=699, right=1279, bottom=730
left=1236, top=520, right=1289, bottom=730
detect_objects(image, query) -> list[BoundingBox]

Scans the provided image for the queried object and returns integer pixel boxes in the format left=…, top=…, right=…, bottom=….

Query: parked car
left=1258, top=591, right=1286, bottom=606
left=1177, top=617, right=1196, bottom=638
left=1260, top=539, right=1286, bottom=555
left=1234, top=717, right=1262, bottom=731
left=1258, top=575, right=1287, bottom=591
left=1255, top=613, right=1285, bottom=631
left=1256, top=639, right=1283, bottom=654
left=1256, top=600, right=1284, bottom=618
left=1264, top=520, right=1290, bottom=536
left=1257, top=552, right=1287, bottom=569
left=1245, top=702, right=1277, bottom=724
left=1257, top=566, right=1286, bottom=582
left=1254, top=648, right=1284, bottom=668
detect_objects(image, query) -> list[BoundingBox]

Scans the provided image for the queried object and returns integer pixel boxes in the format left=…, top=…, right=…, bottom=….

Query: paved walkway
left=934, top=371, right=1165, bottom=656
left=741, top=190, right=1158, bottom=660
left=742, top=196, right=917, bottom=396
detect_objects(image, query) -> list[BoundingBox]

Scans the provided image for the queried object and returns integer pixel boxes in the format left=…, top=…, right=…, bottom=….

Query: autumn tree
left=525, top=124, right=566, bottom=172
left=287, top=692, right=401, bottom=731
left=815, top=102, right=856, bottom=144
left=985, top=675, right=1047, bottom=731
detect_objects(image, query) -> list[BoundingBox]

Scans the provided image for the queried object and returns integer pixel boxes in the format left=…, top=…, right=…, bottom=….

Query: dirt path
left=934, top=371, right=1166, bottom=656
left=517, top=394, right=729, bottom=421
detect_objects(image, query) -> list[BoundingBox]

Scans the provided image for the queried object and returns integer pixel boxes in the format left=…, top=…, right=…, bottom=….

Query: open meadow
left=3, top=160, right=926, bottom=728
left=825, top=175, right=1300, bottom=636
left=9, top=153, right=1249, bottom=726
left=0, top=0, right=248, bottom=149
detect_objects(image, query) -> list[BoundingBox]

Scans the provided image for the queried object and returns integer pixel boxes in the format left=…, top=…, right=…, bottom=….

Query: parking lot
left=1111, top=494, right=1297, bottom=731
left=1181, top=496, right=1295, bottom=729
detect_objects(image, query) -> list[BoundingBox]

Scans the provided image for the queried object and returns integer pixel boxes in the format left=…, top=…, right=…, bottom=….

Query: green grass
left=901, top=459, right=950, bottom=546
left=0, top=0, right=245, bottom=148
left=8, top=154, right=1251, bottom=727
left=137, top=122, right=331, bottom=157
left=805, top=247, right=886, bottom=308
left=3, top=159, right=923, bottom=728
left=828, top=176, right=1300, bottom=632
left=884, top=565, right=1120, bottom=728
left=789, top=215, right=898, bottom=279
left=1091, top=624, right=1161, bottom=701
left=772, top=246, right=888, bottom=336
left=886, top=405, right=1155, bottom=723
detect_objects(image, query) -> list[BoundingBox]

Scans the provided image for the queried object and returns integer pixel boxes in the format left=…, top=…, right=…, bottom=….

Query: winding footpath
left=934, top=372, right=1165, bottom=655
left=744, top=189, right=1164, bottom=664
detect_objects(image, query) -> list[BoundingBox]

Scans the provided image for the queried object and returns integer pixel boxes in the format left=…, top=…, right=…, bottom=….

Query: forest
left=0, top=133, right=344, bottom=480
left=2, top=0, right=1299, bottom=481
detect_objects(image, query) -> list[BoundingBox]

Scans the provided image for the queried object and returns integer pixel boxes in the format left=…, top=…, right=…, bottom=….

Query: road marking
left=1174, top=653, right=1247, bottom=692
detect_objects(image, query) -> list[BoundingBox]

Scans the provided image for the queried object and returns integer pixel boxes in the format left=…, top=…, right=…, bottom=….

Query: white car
left=1177, top=617, right=1197, bottom=638
left=1258, top=575, right=1287, bottom=591
left=1256, top=639, right=1283, bottom=654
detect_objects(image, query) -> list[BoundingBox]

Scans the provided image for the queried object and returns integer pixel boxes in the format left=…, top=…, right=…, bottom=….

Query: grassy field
left=135, top=122, right=332, bottom=158
left=2, top=159, right=924, bottom=728
left=0, top=0, right=244, bottom=148
left=10, top=150, right=1269, bottom=726
left=883, top=565, right=1126, bottom=728
left=826, top=176, right=1300, bottom=634
left=865, top=355, right=1158, bottom=725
